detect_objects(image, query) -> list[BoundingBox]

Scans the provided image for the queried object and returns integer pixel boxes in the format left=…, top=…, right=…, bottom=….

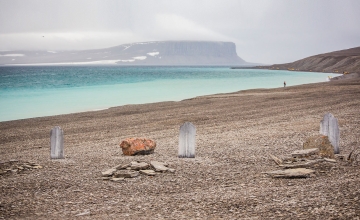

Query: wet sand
left=1, top=75, right=360, bottom=219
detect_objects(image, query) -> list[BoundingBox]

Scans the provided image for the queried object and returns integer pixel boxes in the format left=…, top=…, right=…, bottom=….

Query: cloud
left=0, top=0, right=359, bottom=63
left=0, top=31, right=144, bottom=50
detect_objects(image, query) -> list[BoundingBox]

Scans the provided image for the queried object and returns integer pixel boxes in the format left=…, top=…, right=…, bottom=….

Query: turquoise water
left=0, top=66, right=338, bottom=122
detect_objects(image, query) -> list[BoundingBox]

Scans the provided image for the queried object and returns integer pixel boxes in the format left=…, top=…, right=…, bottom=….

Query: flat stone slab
left=150, top=161, right=169, bottom=172
left=130, top=161, right=150, bottom=170
left=139, top=170, right=156, bottom=176
left=292, top=148, right=319, bottom=158
left=265, top=168, right=315, bottom=178
left=112, top=163, right=130, bottom=170
left=113, top=170, right=140, bottom=178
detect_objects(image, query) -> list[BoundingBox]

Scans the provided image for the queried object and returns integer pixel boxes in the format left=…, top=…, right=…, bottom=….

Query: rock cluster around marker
left=101, top=161, right=175, bottom=181
left=119, top=138, right=156, bottom=156
left=266, top=147, right=337, bottom=178
left=0, top=160, right=42, bottom=175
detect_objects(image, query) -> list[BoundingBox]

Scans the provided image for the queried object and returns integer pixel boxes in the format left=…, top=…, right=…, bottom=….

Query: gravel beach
left=1, top=75, right=360, bottom=219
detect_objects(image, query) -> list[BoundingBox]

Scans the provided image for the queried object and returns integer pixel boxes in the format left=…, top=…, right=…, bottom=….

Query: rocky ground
left=1, top=75, right=360, bottom=219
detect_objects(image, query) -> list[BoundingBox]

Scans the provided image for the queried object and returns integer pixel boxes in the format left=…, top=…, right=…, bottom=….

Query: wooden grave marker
left=178, top=122, right=196, bottom=158
left=50, top=126, right=64, bottom=159
left=320, top=113, right=340, bottom=154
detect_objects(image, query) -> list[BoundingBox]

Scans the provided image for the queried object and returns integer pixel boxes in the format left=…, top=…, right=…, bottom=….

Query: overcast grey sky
left=0, top=0, right=359, bottom=64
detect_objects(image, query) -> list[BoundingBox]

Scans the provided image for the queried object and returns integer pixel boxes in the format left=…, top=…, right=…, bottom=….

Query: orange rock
left=120, top=138, right=156, bottom=156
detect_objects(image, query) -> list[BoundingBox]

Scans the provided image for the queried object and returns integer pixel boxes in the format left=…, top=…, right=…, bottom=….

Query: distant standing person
left=284, top=81, right=286, bottom=87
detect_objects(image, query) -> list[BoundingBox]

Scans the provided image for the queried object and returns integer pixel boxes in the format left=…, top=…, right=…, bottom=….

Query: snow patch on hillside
left=147, top=52, right=159, bottom=56
left=133, top=56, right=147, bottom=60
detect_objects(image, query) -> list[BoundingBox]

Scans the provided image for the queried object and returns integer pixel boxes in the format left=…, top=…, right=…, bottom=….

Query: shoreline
left=1, top=74, right=360, bottom=219
left=0, top=70, right=342, bottom=123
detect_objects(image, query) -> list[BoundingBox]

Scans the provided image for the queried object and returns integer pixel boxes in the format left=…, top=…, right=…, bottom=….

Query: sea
left=0, top=66, right=338, bottom=122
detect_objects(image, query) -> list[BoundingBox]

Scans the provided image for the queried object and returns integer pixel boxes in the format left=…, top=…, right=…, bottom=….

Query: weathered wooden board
left=178, top=122, right=196, bottom=158
left=50, top=126, right=64, bottom=159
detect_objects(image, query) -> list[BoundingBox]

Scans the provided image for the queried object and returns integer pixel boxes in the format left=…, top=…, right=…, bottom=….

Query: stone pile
left=101, top=161, right=175, bottom=182
left=0, top=160, right=42, bottom=175
left=265, top=148, right=337, bottom=178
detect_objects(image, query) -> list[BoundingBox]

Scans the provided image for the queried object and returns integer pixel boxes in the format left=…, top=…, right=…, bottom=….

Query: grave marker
left=178, top=122, right=196, bottom=158
left=320, top=113, right=340, bottom=154
left=50, top=126, right=64, bottom=159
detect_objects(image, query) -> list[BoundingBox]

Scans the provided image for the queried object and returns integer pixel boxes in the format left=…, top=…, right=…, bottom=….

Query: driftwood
left=264, top=168, right=315, bottom=178
left=279, top=159, right=324, bottom=169
left=291, top=148, right=319, bottom=158
left=269, top=154, right=283, bottom=165
left=347, top=147, right=360, bottom=163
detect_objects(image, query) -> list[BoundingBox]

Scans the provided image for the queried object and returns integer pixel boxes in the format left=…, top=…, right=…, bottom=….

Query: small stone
left=150, top=161, right=169, bottom=172
left=292, top=148, right=319, bottom=158
left=139, top=170, right=156, bottom=176
left=9, top=159, right=18, bottom=162
left=32, top=165, right=43, bottom=169
left=168, top=168, right=176, bottom=173
left=113, top=170, right=140, bottom=178
left=111, top=177, right=125, bottom=182
left=101, top=168, right=117, bottom=177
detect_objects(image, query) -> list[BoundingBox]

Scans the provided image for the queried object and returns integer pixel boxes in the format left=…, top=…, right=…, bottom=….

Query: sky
left=0, top=0, right=359, bottom=64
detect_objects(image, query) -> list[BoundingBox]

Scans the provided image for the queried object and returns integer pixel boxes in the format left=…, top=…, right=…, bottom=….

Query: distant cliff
left=257, top=47, right=360, bottom=73
left=0, top=41, right=247, bottom=66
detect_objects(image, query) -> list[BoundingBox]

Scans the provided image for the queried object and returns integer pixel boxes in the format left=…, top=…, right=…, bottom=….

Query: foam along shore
left=330, top=72, right=360, bottom=81
left=1, top=75, right=360, bottom=219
